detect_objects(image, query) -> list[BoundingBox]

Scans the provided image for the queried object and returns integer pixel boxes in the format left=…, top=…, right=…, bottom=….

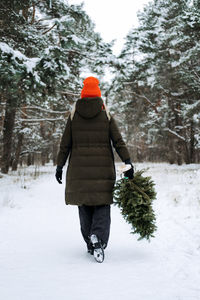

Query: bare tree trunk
left=31, top=153, right=35, bottom=165
left=1, top=97, right=16, bottom=174
left=12, top=105, right=27, bottom=170
left=41, top=151, right=46, bottom=166
left=176, top=140, right=183, bottom=165
left=184, top=143, right=190, bottom=164
left=12, top=132, right=23, bottom=171
left=190, top=120, right=195, bottom=163
left=197, top=149, right=200, bottom=163
left=168, top=137, right=176, bottom=164
left=27, top=153, right=32, bottom=166
left=45, top=151, right=49, bottom=163
left=52, top=121, right=57, bottom=165
left=52, top=142, right=58, bottom=165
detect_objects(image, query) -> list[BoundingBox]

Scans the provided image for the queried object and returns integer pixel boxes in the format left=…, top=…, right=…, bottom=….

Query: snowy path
left=0, top=163, right=200, bottom=300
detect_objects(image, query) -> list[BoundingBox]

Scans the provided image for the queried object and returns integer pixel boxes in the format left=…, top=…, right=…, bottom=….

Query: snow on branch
left=164, top=128, right=186, bottom=142
left=130, top=91, right=159, bottom=114
left=24, top=105, right=68, bottom=114
left=0, top=42, right=39, bottom=74
left=19, top=118, right=64, bottom=122
left=123, top=81, right=135, bottom=85
left=192, top=70, right=200, bottom=83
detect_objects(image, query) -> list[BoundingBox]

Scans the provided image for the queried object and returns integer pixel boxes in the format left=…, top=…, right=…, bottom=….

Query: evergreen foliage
left=110, top=0, right=200, bottom=164
left=1, top=0, right=200, bottom=172
left=113, top=170, right=157, bottom=241
left=0, top=0, right=116, bottom=172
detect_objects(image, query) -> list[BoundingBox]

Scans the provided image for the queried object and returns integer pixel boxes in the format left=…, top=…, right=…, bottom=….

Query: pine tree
left=113, top=170, right=157, bottom=241
left=0, top=0, right=116, bottom=172
left=110, top=0, right=200, bottom=164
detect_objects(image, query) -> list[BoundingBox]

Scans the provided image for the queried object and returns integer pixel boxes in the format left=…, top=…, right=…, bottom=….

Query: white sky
left=67, top=0, right=151, bottom=55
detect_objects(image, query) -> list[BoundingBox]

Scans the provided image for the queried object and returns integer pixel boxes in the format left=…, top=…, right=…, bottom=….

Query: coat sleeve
left=109, top=115, right=130, bottom=162
left=56, top=116, right=72, bottom=167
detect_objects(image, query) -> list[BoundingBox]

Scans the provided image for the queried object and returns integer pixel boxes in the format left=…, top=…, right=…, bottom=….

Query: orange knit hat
left=81, top=76, right=101, bottom=98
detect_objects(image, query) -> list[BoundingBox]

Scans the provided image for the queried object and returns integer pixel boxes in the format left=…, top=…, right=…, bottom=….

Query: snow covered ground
left=0, top=163, right=200, bottom=300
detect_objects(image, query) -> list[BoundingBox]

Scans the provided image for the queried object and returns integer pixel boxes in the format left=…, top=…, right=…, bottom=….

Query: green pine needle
left=113, top=169, right=157, bottom=241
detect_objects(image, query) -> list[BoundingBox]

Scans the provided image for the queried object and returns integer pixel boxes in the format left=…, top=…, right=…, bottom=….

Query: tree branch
left=130, top=91, right=159, bottom=114
left=122, top=81, right=135, bottom=85
left=35, top=17, right=53, bottom=24
left=22, top=105, right=68, bottom=114
left=19, top=118, right=64, bottom=122
left=65, top=49, right=96, bottom=61
left=192, top=70, right=200, bottom=83
left=60, top=90, right=80, bottom=97
left=164, top=128, right=186, bottom=142
left=42, top=23, right=56, bottom=35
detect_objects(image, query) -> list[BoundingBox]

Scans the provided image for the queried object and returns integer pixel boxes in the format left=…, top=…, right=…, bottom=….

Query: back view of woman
left=56, top=76, right=134, bottom=263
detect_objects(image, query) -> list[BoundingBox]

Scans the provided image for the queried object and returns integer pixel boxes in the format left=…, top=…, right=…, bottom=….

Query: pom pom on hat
left=81, top=76, right=101, bottom=98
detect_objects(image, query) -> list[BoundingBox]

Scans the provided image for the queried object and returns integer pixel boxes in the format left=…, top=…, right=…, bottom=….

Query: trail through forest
left=0, top=163, right=200, bottom=300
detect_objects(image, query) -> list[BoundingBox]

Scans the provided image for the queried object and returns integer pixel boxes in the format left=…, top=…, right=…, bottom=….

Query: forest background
left=0, top=0, right=200, bottom=174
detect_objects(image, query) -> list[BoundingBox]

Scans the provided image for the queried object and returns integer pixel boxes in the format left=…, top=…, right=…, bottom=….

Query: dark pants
left=78, top=205, right=111, bottom=249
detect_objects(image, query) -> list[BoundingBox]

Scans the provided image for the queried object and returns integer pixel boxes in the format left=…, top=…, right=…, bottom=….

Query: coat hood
left=76, top=97, right=103, bottom=119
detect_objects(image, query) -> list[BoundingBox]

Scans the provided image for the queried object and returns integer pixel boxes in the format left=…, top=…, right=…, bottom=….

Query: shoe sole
left=90, top=234, right=105, bottom=263
left=93, top=247, right=104, bottom=263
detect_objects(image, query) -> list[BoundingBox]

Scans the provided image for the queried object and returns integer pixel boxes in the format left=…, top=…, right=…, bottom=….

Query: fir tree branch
left=42, top=23, right=56, bottom=35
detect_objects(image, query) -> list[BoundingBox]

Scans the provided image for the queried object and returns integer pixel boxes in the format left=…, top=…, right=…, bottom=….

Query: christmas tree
left=113, top=169, right=157, bottom=241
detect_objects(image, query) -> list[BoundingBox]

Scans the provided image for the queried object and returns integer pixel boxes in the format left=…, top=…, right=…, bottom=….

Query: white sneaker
left=90, top=234, right=104, bottom=263
left=90, top=234, right=98, bottom=245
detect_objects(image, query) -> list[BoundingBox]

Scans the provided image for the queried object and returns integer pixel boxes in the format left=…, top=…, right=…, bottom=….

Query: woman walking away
left=55, top=76, right=134, bottom=263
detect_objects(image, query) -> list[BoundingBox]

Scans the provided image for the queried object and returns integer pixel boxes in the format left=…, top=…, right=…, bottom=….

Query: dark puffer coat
left=57, top=97, right=130, bottom=206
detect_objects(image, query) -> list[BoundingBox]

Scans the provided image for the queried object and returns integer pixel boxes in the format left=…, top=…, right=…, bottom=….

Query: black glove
left=124, top=159, right=134, bottom=179
left=55, top=166, right=63, bottom=184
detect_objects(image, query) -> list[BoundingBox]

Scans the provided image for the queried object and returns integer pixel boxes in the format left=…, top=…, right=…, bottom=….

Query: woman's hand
left=124, top=159, right=134, bottom=179
left=55, top=166, right=63, bottom=184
